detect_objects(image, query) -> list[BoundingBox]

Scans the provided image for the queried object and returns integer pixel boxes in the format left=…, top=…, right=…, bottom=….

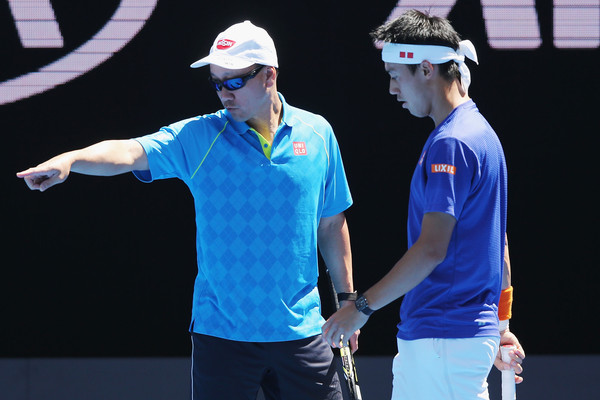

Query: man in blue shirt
left=18, top=20, right=355, bottom=400
left=322, top=10, right=524, bottom=399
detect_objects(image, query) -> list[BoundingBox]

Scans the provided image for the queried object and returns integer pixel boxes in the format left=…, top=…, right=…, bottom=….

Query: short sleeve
left=424, top=137, right=478, bottom=219
left=321, top=126, right=353, bottom=217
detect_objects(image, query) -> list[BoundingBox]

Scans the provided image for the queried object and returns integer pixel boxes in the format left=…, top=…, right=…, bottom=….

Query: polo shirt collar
left=278, top=93, right=296, bottom=127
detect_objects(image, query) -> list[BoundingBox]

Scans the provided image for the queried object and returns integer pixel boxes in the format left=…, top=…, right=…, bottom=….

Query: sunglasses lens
left=209, top=79, right=221, bottom=91
left=223, top=78, right=244, bottom=90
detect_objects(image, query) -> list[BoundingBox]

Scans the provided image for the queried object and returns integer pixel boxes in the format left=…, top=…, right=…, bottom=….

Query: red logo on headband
left=216, top=39, right=236, bottom=49
left=399, top=51, right=414, bottom=59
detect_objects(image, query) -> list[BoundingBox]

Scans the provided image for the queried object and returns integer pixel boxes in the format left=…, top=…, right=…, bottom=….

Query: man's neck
left=431, top=80, right=470, bottom=127
left=247, top=92, right=282, bottom=144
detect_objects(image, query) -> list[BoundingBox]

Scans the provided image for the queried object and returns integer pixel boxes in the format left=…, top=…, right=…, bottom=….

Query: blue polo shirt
left=398, top=100, right=507, bottom=340
left=133, top=93, right=352, bottom=342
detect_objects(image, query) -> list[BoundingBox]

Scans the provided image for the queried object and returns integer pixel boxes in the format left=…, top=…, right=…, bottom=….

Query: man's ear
left=265, top=66, right=277, bottom=87
left=420, top=60, right=434, bottom=78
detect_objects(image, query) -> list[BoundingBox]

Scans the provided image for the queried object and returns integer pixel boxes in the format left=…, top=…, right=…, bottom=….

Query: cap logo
left=216, top=39, right=236, bottom=50
left=399, top=51, right=414, bottom=59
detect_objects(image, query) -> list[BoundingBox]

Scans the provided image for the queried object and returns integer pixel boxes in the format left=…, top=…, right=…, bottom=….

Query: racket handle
left=500, top=345, right=516, bottom=400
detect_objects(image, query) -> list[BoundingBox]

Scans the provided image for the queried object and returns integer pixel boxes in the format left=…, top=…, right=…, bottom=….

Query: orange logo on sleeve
left=431, top=164, right=456, bottom=175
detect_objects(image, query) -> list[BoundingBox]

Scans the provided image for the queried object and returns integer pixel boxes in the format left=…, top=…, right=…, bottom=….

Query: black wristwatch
left=355, top=294, right=375, bottom=316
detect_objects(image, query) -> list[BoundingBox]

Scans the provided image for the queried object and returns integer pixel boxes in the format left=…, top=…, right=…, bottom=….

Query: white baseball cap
left=190, top=20, right=278, bottom=69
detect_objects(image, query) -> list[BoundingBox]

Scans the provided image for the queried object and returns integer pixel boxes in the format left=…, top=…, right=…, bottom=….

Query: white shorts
left=391, top=336, right=499, bottom=400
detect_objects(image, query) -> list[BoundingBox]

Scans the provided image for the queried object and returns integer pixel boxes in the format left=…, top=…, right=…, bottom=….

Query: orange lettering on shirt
left=431, top=164, right=456, bottom=175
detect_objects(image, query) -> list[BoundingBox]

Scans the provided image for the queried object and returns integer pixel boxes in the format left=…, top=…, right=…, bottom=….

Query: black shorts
left=190, top=332, right=342, bottom=400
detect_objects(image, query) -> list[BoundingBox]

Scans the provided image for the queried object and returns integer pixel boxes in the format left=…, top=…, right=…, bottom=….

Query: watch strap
left=337, top=292, right=358, bottom=302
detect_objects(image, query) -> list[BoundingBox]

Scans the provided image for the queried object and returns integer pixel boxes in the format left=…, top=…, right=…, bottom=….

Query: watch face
left=355, top=295, right=373, bottom=315
left=356, top=297, right=367, bottom=310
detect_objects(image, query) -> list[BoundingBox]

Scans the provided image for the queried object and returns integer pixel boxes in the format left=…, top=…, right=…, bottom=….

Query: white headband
left=381, top=40, right=478, bottom=92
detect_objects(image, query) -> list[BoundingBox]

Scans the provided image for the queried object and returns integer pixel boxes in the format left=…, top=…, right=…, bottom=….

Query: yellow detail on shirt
left=251, top=129, right=272, bottom=160
left=191, top=121, right=228, bottom=179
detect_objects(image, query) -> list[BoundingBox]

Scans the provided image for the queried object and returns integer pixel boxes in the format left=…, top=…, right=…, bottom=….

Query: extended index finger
left=16, top=168, right=36, bottom=178
left=16, top=166, right=50, bottom=178
left=16, top=167, right=59, bottom=191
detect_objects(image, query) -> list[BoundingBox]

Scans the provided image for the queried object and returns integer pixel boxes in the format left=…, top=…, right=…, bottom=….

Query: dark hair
left=371, top=9, right=462, bottom=81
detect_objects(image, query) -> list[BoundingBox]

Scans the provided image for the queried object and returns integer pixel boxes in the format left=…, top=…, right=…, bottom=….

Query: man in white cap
left=322, top=10, right=525, bottom=399
left=17, top=20, right=354, bottom=399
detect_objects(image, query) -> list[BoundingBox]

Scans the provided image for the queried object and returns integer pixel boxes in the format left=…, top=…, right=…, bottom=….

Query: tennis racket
left=326, top=269, right=363, bottom=400
left=500, top=345, right=516, bottom=400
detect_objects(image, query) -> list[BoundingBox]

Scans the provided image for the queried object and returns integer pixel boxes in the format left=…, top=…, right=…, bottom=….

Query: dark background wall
left=2, top=0, right=598, bottom=358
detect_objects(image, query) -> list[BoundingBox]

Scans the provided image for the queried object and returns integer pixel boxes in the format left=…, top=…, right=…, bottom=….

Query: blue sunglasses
left=209, top=65, right=265, bottom=92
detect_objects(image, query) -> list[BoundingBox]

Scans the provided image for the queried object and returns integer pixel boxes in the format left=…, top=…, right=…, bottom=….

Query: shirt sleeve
left=132, top=123, right=190, bottom=183
left=321, top=127, right=353, bottom=217
left=424, top=137, right=478, bottom=219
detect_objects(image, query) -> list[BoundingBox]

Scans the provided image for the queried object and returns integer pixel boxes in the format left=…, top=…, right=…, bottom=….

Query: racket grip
left=500, top=345, right=516, bottom=400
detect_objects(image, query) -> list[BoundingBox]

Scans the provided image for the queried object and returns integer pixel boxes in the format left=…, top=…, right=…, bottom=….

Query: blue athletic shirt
left=133, top=93, right=352, bottom=342
left=398, top=100, right=507, bottom=340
